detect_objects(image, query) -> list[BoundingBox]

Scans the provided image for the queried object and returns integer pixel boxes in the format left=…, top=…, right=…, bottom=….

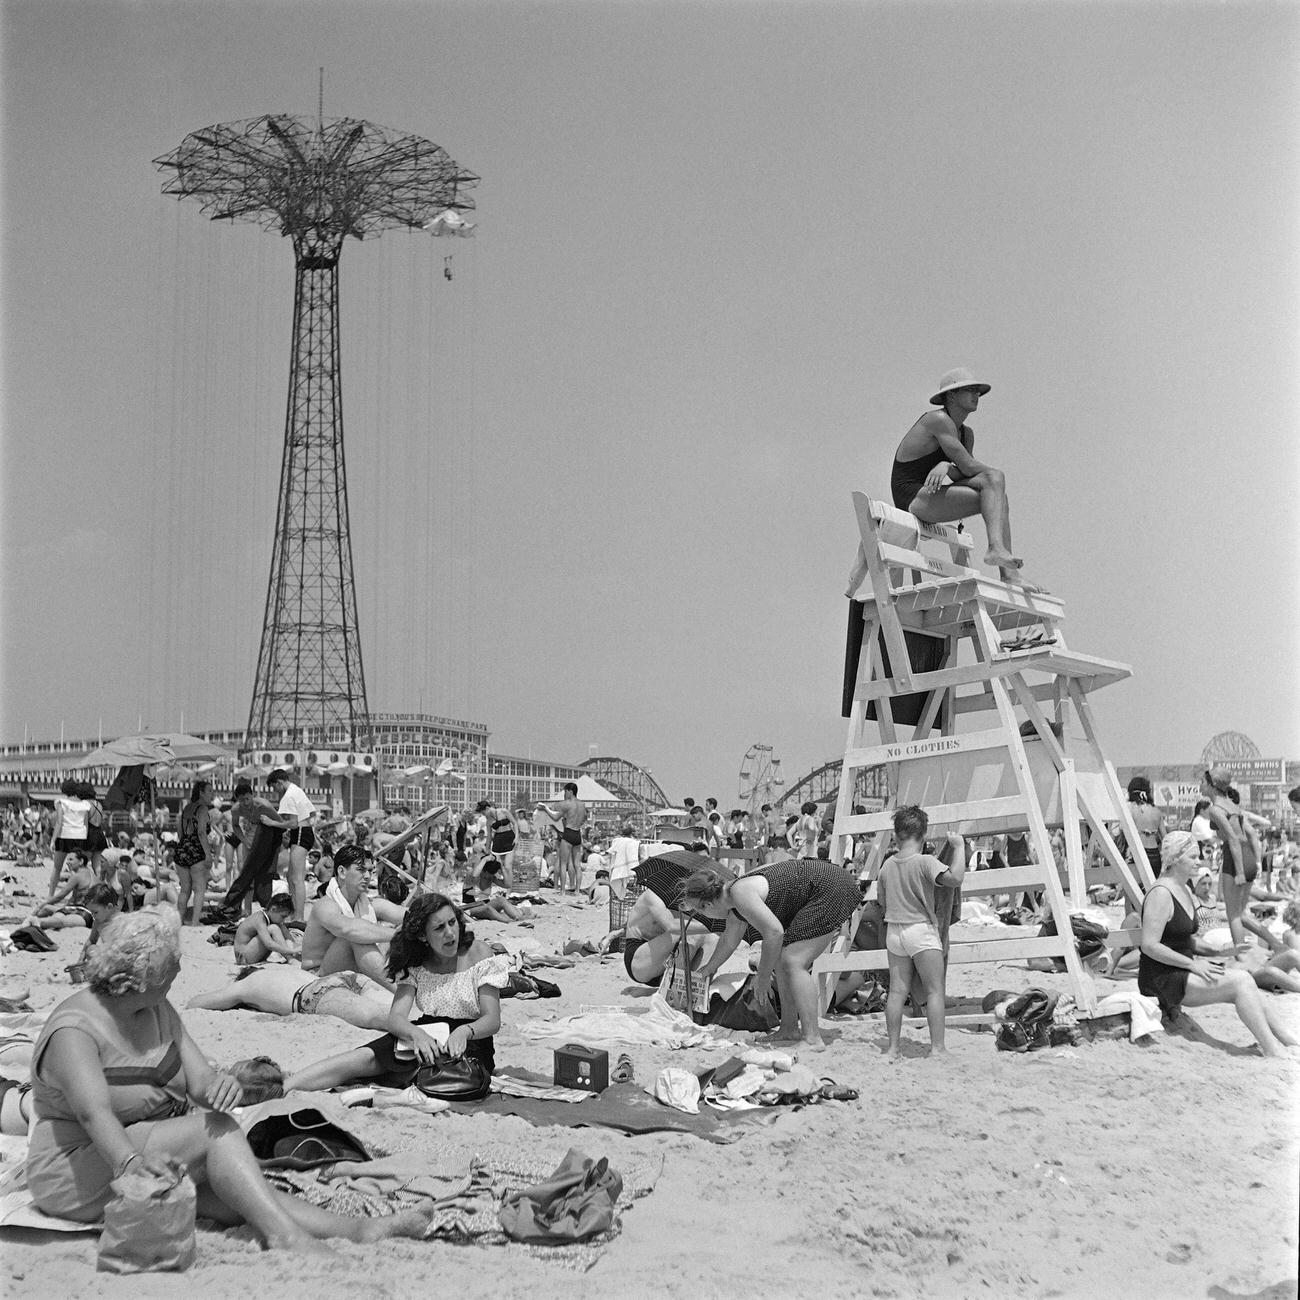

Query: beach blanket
left=445, top=1074, right=782, bottom=1144
left=519, top=999, right=742, bottom=1050
left=266, top=1147, right=662, bottom=1272
left=0, top=1141, right=99, bottom=1233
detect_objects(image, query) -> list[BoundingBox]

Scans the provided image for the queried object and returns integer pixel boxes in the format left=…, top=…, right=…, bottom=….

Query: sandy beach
left=2, top=858, right=1297, bottom=1300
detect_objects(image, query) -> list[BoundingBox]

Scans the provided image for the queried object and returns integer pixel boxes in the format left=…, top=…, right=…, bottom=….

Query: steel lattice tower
left=155, top=114, right=478, bottom=750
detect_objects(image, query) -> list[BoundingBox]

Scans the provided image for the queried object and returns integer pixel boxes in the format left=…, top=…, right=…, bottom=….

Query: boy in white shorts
left=877, top=805, right=966, bottom=1059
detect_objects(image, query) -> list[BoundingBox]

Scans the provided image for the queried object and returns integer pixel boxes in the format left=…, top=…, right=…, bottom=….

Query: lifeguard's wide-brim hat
left=930, top=368, right=992, bottom=405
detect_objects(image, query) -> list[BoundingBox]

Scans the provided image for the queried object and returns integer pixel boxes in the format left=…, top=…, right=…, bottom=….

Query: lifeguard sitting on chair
left=848, top=366, right=1040, bottom=595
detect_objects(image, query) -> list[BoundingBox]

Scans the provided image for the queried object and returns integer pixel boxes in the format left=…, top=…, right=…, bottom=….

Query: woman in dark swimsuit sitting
left=1140, top=831, right=1298, bottom=1058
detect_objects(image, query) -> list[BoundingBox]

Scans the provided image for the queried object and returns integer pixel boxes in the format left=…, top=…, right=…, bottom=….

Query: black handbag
left=414, top=1055, right=491, bottom=1101
left=706, top=974, right=780, bottom=1033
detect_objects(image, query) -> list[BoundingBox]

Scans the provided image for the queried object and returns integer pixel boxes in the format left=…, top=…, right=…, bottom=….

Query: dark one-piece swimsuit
left=890, top=421, right=973, bottom=511
left=1136, top=885, right=1198, bottom=1016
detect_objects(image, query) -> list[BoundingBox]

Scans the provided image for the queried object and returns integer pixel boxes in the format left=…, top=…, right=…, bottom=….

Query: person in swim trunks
left=187, top=964, right=393, bottom=1030
left=847, top=367, right=1039, bottom=594
left=233, top=894, right=300, bottom=966
left=24, top=857, right=106, bottom=932
left=619, top=888, right=717, bottom=986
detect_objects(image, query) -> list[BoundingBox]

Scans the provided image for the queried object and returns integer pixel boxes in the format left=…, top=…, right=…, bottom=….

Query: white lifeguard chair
left=813, top=493, right=1155, bottom=1016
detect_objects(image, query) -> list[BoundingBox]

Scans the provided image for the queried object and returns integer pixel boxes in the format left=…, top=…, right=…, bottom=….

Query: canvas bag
left=96, top=1165, right=196, bottom=1274
left=9, top=924, right=57, bottom=953
left=497, top=1147, right=622, bottom=1244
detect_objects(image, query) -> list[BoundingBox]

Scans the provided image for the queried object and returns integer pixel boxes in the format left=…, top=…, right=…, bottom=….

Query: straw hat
left=930, top=368, right=991, bottom=405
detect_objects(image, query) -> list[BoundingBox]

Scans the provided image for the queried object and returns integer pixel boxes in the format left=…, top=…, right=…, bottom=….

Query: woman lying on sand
left=187, top=964, right=395, bottom=1029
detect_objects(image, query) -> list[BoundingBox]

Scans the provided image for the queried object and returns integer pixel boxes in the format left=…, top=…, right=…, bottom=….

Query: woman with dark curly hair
left=285, top=892, right=509, bottom=1091
left=1125, top=775, right=1165, bottom=880
left=175, top=780, right=218, bottom=927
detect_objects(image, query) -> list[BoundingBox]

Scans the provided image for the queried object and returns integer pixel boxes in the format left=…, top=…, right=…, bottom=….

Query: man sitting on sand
left=300, top=845, right=402, bottom=991
left=619, top=887, right=718, bottom=986
left=847, top=367, right=1039, bottom=594
left=24, top=855, right=100, bottom=930
left=187, top=964, right=394, bottom=1030
left=234, top=893, right=300, bottom=966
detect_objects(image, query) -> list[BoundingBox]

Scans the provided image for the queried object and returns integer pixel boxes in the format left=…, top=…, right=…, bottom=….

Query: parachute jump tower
left=155, top=109, right=478, bottom=750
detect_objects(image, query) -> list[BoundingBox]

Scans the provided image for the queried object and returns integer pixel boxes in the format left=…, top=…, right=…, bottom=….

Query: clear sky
left=2, top=0, right=1297, bottom=801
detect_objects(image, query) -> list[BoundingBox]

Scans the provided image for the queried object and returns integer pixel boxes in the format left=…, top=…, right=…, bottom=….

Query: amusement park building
left=0, top=714, right=655, bottom=825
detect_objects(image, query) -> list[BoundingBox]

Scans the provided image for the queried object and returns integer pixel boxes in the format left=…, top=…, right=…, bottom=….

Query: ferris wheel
left=1200, top=731, right=1261, bottom=768
left=739, top=744, right=785, bottom=816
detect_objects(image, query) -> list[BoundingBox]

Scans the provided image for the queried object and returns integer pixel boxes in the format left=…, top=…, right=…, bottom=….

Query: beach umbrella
left=648, top=807, right=688, bottom=819
left=633, top=849, right=713, bottom=907
left=393, top=765, right=436, bottom=783
left=151, top=762, right=197, bottom=784
left=77, top=732, right=237, bottom=768
left=235, top=761, right=271, bottom=779
left=543, top=775, right=620, bottom=803
left=632, top=849, right=730, bottom=935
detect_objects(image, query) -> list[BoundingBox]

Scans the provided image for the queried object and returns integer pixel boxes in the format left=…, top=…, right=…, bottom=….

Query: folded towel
left=1094, top=991, right=1164, bottom=1041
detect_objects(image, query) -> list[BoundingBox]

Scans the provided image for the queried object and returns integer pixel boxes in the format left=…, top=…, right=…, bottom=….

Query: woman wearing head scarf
left=1139, top=833, right=1298, bottom=1058
left=25, top=908, right=432, bottom=1247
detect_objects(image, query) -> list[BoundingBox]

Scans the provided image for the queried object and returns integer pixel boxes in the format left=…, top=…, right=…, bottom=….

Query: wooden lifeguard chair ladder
left=813, top=493, right=1154, bottom=1016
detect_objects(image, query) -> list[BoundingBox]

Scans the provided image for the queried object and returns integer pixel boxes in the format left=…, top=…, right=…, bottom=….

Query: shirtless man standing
left=300, top=846, right=401, bottom=991
left=539, top=783, right=587, bottom=895
left=848, top=368, right=1037, bottom=594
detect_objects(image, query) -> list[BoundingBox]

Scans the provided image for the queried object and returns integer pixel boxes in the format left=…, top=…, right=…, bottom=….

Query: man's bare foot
left=884, top=1046, right=901, bottom=1061
left=1002, top=570, right=1045, bottom=595
left=984, top=547, right=1022, bottom=569
left=799, top=1038, right=827, bottom=1053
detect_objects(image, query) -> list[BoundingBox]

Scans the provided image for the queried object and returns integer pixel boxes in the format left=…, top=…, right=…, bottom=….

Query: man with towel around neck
left=301, top=845, right=402, bottom=991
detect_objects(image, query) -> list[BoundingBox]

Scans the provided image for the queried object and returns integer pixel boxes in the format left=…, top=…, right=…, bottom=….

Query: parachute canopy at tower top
left=154, top=114, right=479, bottom=241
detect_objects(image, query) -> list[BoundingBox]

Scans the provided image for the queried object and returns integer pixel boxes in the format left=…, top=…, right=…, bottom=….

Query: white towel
left=325, top=878, right=377, bottom=924
left=1094, top=990, right=1164, bottom=1041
